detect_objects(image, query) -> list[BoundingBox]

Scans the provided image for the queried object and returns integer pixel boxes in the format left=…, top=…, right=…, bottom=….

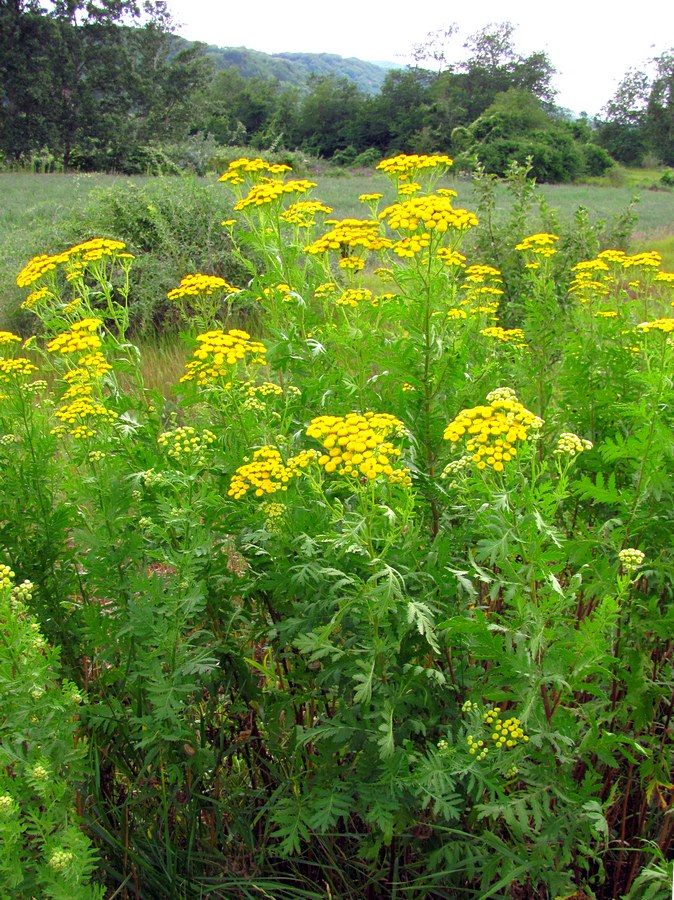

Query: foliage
left=0, top=571, right=103, bottom=898
left=597, top=48, right=674, bottom=166
left=2, top=153, right=674, bottom=898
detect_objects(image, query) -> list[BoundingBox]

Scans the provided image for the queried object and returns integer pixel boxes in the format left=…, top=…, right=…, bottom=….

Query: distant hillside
left=200, top=45, right=393, bottom=94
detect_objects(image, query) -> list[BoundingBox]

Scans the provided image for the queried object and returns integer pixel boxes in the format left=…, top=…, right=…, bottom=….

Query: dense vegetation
left=1, top=154, right=673, bottom=898
left=2, top=5, right=672, bottom=181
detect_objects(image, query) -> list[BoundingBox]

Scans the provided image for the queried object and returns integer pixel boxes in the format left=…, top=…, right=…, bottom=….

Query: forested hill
left=191, top=42, right=394, bottom=94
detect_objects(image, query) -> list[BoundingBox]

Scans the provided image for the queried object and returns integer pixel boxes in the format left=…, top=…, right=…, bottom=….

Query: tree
left=0, top=0, right=210, bottom=167
left=597, top=52, right=674, bottom=165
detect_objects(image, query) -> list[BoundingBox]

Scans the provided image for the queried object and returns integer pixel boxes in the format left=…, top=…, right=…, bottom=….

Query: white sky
left=167, top=0, right=673, bottom=116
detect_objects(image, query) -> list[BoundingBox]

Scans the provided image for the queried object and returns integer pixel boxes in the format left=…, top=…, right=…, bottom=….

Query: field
left=1, top=157, right=674, bottom=899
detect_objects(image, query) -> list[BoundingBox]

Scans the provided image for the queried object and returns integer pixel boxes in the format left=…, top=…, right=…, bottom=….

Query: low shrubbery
left=1, top=153, right=674, bottom=898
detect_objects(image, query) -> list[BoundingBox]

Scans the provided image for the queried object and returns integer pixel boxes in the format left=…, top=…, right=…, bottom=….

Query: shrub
left=62, top=177, right=251, bottom=334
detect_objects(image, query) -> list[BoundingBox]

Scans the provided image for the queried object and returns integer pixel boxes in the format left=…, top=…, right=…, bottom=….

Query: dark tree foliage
left=597, top=51, right=674, bottom=165
left=0, top=0, right=211, bottom=168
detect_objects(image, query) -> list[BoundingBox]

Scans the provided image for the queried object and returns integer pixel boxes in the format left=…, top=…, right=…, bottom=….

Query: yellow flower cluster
left=306, top=412, right=409, bottom=482
left=515, top=233, right=559, bottom=256
left=17, top=239, right=126, bottom=287
left=262, top=500, right=286, bottom=531
left=655, top=271, right=674, bottom=284
left=620, top=251, right=661, bottom=269
left=69, top=351, right=112, bottom=377
left=218, top=157, right=292, bottom=185
left=47, top=318, right=103, bottom=355
left=20, top=286, right=51, bottom=310
left=376, top=153, right=453, bottom=179
left=262, top=283, right=294, bottom=302
left=379, top=196, right=478, bottom=233
left=483, top=707, right=528, bottom=750
left=554, top=432, right=593, bottom=456
left=0, top=332, right=21, bottom=346
left=437, top=248, right=467, bottom=268
left=0, top=358, right=38, bottom=383
left=391, top=233, right=431, bottom=258
left=167, top=274, right=240, bottom=301
left=234, top=179, right=316, bottom=210
left=281, top=200, right=333, bottom=226
left=304, top=219, right=389, bottom=255
left=180, top=329, right=266, bottom=384
left=336, top=288, right=374, bottom=308
left=359, top=193, right=383, bottom=203
left=228, top=446, right=293, bottom=499
left=249, top=381, right=284, bottom=397
left=637, top=318, right=674, bottom=334
left=444, top=387, right=543, bottom=472
left=0, top=564, right=15, bottom=589
left=53, top=395, right=118, bottom=439
left=464, top=264, right=502, bottom=284
left=338, top=256, right=366, bottom=270
left=158, top=426, right=216, bottom=460
left=619, top=548, right=645, bottom=573
left=594, top=310, right=618, bottom=318
left=398, top=182, right=421, bottom=195
left=446, top=308, right=468, bottom=320
left=480, top=326, right=527, bottom=347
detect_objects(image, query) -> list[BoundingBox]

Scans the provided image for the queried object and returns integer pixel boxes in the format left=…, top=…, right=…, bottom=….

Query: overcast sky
left=166, top=0, right=673, bottom=117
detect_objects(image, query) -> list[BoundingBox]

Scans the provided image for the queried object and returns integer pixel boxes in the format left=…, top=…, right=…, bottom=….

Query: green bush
left=63, top=177, right=252, bottom=334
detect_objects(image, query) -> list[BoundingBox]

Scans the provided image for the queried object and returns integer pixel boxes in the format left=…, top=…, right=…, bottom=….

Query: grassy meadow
left=1, top=157, right=674, bottom=898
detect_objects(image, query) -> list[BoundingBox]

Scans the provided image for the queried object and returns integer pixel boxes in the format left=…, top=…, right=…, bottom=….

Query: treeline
left=1, top=5, right=672, bottom=181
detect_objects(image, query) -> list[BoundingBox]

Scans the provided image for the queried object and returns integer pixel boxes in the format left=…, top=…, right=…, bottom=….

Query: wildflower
left=281, top=200, right=333, bottom=226
left=376, top=153, right=453, bottom=179
left=234, top=179, right=316, bottom=210
left=306, top=411, right=409, bottom=482
left=305, top=218, right=390, bottom=256
left=180, top=329, right=266, bottom=384
left=446, top=308, right=467, bottom=320
left=228, top=446, right=294, bottom=499
left=359, top=193, right=383, bottom=203
left=11, top=580, right=34, bottom=602
left=391, top=233, right=431, bottom=258
left=218, top=157, right=292, bottom=185
left=0, top=358, right=38, bottom=382
left=0, top=564, right=15, bottom=588
left=16, top=239, right=125, bottom=287
left=47, top=319, right=103, bottom=355
left=167, top=274, right=240, bottom=301
left=314, top=282, right=338, bottom=298
left=336, top=288, right=374, bottom=308
left=619, top=548, right=645, bottom=574
left=444, top=388, right=543, bottom=473
left=437, top=248, right=466, bottom=267
left=158, top=426, right=216, bottom=463
left=554, top=432, right=592, bottom=456
left=249, top=382, right=284, bottom=398
left=54, top=395, right=118, bottom=437
left=0, top=331, right=21, bottom=346
left=380, top=195, right=478, bottom=234
left=621, top=251, right=661, bottom=269
left=480, top=326, right=528, bottom=348
left=0, top=795, right=18, bottom=817
left=515, top=233, right=559, bottom=256
left=48, top=850, right=75, bottom=871
left=637, top=318, right=674, bottom=334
